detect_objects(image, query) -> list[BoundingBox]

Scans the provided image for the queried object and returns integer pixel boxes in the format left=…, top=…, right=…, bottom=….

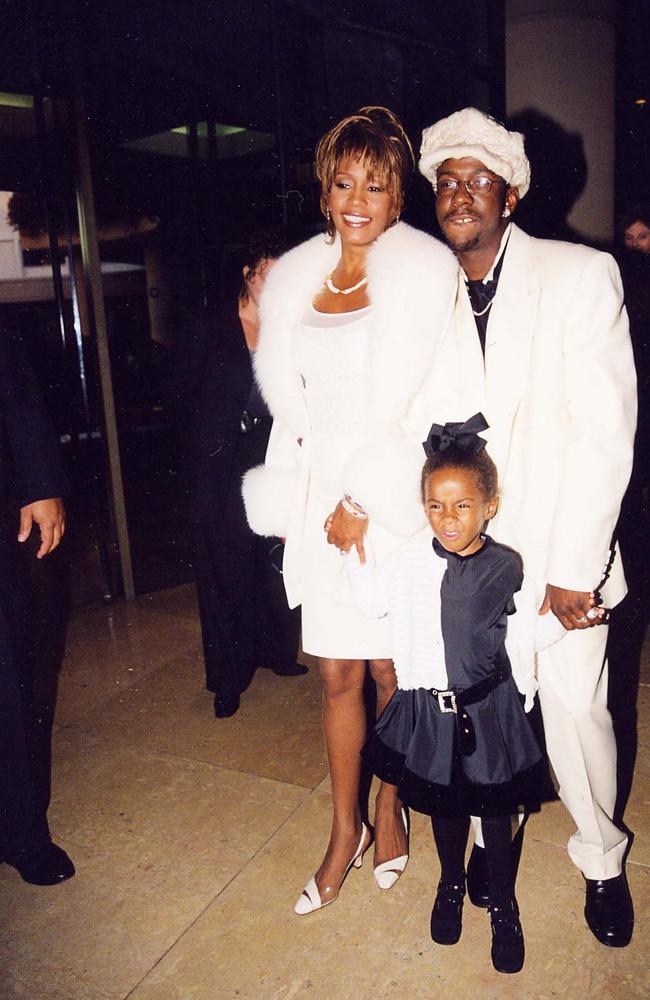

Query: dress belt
left=428, top=666, right=510, bottom=757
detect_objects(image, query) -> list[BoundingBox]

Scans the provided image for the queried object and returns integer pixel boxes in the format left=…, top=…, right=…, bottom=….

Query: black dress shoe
left=490, top=898, right=525, bottom=974
left=430, top=879, right=466, bottom=945
left=584, top=872, right=634, bottom=947
left=214, top=691, right=240, bottom=718
left=270, top=662, right=308, bottom=677
left=2, top=842, right=75, bottom=885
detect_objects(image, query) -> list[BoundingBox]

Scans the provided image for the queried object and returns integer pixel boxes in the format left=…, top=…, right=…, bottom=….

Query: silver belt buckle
left=437, top=691, right=457, bottom=714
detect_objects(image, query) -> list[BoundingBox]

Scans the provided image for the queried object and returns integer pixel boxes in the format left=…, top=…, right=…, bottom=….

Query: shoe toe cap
left=584, top=875, right=634, bottom=947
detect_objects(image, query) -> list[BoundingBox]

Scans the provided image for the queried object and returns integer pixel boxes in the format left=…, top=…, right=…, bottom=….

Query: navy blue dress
left=364, top=536, right=555, bottom=817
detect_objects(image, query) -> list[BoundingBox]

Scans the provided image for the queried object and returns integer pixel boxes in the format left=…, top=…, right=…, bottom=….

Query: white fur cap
left=419, top=107, right=530, bottom=198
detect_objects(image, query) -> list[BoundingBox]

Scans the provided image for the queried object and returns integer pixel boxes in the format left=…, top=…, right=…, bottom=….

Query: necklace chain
left=326, top=273, right=369, bottom=295
left=472, top=296, right=495, bottom=317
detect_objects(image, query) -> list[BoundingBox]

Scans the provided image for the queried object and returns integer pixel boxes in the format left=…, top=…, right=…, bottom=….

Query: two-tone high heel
left=373, top=807, right=409, bottom=890
left=294, top=823, right=372, bottom=915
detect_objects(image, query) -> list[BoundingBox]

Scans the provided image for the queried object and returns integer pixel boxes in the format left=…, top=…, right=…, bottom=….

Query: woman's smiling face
left=327, top=156, right=396, bottom=249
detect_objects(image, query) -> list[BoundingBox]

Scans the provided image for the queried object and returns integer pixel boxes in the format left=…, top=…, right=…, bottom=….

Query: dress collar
left=432, top=534, right=491, bottom=561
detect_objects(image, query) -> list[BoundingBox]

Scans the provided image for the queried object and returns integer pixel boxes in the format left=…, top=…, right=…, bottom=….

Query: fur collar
left=254, top=221, right=458, bottom=436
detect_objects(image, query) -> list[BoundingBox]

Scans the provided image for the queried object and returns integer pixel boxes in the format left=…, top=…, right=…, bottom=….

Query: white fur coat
left=242, top=222, right=458, bottom=607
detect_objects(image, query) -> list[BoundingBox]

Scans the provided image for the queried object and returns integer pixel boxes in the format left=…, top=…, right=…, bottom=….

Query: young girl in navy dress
left=348, top=414, right=588, bottom=974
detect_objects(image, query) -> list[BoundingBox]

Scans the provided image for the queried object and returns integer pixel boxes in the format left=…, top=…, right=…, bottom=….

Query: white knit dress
left=295, top=305, right=396, bottom=659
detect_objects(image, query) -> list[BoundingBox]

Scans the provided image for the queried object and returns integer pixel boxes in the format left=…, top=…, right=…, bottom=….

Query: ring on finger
left=577, top=615, right=589, bottom=624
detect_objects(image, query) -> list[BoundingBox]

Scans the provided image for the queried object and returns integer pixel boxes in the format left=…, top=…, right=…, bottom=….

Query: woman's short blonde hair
left=315, top=106, right=415, bottom=241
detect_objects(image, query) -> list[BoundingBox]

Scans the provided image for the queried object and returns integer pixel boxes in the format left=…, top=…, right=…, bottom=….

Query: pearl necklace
left=326, top=273, right=369, bottom=295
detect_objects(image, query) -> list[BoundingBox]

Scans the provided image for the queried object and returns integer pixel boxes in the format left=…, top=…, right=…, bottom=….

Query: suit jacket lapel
left=483, top=226, right=539, bottom=470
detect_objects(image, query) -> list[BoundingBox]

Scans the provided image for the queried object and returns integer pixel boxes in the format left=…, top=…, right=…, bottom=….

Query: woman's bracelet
left=341, top=495, right=368, bottom=520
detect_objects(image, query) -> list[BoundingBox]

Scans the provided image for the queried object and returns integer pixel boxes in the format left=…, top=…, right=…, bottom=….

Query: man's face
left=434, top=157, right=518, bottom=258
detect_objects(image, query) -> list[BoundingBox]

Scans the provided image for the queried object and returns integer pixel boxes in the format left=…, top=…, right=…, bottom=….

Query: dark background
left=0, top=0, right=646, bottom=600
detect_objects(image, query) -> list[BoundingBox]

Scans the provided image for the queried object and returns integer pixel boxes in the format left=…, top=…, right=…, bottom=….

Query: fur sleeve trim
left=241, top=464, right=297, bottom=538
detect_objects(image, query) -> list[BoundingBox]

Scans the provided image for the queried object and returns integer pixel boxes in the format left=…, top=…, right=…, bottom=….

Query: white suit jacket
left=443, top=224, right=637, bottom=610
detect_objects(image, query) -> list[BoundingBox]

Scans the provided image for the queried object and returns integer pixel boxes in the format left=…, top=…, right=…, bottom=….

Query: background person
left=619, top=205, right=650, bottom=516
left=622, top=205, right=650, bottom=255
left=174, top=234, right=305, bottom=720
left=243, top=107, right=457, bottom=913
left=0, top=325, right=73, bottom=885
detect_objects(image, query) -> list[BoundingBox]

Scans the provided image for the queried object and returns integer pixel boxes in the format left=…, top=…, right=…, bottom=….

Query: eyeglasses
left=435, top=176, right=504, bottom=197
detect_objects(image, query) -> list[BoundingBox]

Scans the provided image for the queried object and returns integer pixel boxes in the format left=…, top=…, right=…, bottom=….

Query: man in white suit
left=419, top=108, right=636, bottom=947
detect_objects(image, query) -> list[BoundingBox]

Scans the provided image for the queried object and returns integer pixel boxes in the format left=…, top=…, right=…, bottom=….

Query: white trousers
left=536, top=623, right=627, bottom=879
left=474, top=624, right=627, bottom=880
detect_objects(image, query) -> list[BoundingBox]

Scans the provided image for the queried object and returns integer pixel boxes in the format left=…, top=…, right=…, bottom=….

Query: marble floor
left=1, top=583, right=648, bottom=1000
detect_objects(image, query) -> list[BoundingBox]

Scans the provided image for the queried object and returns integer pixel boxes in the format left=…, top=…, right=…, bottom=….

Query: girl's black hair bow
left=423, top=412, right=489, bottom=458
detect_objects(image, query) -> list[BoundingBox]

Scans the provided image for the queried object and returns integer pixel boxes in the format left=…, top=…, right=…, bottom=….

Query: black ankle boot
left=489, top=898, right=525, bottom=973
left=430, top=878, right=466, bottom=945
left=467, top=816, right=528, bottom=908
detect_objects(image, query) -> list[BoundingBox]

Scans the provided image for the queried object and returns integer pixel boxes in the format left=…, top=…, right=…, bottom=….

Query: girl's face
left=424, top=465, right=498, bottom=557
left=327, top=156, right=396, bottom=250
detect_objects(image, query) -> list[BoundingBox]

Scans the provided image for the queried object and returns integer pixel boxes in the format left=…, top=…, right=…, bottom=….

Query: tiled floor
left=1, top=583, right=648, bottom=1000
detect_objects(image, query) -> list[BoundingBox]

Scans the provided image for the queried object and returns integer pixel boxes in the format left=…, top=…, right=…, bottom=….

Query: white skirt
left=299, top=485, right=393, bottom=660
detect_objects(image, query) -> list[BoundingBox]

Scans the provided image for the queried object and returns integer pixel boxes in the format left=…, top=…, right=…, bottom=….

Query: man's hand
left=18, top=498, right=65, bottom=558
left=538, top=583, right=603, bottom=630
left=324, top=502, right=368, bottom=563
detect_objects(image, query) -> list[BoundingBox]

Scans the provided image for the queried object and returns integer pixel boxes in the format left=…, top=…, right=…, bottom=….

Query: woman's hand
left=324, top=502, right=368, bottom=563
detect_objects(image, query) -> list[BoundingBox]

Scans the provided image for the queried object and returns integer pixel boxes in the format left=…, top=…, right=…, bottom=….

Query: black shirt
left=464, top=227, right=511, bottom=355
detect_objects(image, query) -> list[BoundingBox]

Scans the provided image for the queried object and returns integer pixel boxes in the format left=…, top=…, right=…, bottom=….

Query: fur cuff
left=241, top=464, right=296, bottom=538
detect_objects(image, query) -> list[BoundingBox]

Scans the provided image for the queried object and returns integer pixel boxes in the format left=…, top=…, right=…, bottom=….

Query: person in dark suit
left=0, top=325, right=74, bottom=885
left=619, top=205, right=650, bottom=506
left=175, top=234, right=305, bottom=719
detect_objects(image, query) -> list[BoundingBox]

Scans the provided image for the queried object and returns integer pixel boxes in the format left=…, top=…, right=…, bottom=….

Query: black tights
left=431, top=814, right=516, bottom=906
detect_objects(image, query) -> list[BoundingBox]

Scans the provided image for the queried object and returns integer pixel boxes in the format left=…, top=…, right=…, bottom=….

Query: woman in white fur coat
left=242, top=107, right=458, bottom=914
